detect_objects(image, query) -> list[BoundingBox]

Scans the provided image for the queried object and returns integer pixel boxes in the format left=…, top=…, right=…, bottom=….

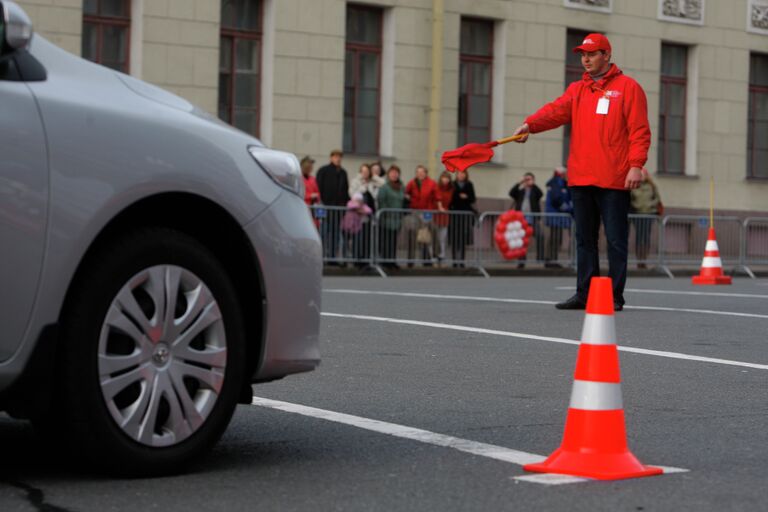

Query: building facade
left=15, top=0, right=768, bottom=214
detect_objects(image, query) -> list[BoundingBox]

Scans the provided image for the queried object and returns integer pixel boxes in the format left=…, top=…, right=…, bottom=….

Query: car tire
left=54, top=227, right=247, bottom=476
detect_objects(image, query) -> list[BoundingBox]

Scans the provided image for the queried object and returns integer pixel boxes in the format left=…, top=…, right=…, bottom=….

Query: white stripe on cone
left=701, top=256, right=723, bottom=268
left=569, top=380, right=623, bottom=411
left=705, top=240, right=719, bottom=252
left=580, top=314, right=616, bottom=346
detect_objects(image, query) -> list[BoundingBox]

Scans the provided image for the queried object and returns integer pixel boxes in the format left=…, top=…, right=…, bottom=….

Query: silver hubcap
left=98, top=265, right=227, bottom=447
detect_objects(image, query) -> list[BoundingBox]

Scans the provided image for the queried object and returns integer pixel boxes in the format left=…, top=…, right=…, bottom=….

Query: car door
left=0, top=80, right=49, bottom=361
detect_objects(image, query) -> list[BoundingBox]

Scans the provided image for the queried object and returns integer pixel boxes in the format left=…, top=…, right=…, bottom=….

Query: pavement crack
left=4, top=480, right=73, bottom=512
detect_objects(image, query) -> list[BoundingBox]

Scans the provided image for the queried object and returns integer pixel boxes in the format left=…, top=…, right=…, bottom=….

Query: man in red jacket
left=512, top=33, right=649, bottom=311
left=405, top=165, right=442, bottom=265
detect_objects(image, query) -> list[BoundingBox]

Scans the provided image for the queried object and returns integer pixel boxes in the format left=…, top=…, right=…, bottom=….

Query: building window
left=344, top=5, right=382, bottom=155
left=658, top=44, right=687, bottom=175
left=562, top=29, right=591, bottom=165
left=219, top=0, right=263, bottom=137
left=458, top=18, right=493, bottom=146
left=82, top=0, right=131, bottom=73
left=748, top=53, right=768, bottom=178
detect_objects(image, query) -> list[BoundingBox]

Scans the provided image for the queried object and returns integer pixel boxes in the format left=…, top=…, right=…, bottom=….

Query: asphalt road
left=2, top=276, right=767, bottom=511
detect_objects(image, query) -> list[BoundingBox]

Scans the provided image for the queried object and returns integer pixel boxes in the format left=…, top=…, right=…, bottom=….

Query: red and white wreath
left=494, top=210, right=534, bottom=260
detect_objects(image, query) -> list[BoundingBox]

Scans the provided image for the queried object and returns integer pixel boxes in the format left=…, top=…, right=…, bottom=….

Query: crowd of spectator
left=300, top=150, right=662, bottom=269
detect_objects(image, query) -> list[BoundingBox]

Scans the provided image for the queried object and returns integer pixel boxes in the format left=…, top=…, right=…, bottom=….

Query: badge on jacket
left=596, top=97, right=609, bottom=115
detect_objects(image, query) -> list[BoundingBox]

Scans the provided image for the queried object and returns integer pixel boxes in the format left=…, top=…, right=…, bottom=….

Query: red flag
left=441, top=134, right=526, bottom=172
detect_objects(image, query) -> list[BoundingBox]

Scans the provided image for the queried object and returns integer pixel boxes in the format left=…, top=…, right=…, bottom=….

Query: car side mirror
left=1, top=1, right=33, bottom=52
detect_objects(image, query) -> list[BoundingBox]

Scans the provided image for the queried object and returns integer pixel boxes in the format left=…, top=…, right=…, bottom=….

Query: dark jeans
left=519, top=217, right=544, bottom=262
left=632, top=216, right=655, bottom=262
left=571, top=186, right=630, bottom=306
left=546, top=224, right=568, bottom=262
left=321, top=216, right=342, bottom=260
left=379, top=226, right=399, bottom=262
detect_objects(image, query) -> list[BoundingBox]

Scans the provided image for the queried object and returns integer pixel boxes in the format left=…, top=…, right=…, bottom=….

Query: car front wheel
left=56, top=228, right=246, bottom=475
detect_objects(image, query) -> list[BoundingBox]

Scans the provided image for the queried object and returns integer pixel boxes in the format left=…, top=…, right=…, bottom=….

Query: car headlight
left=248, top=146, right=304, bottom=198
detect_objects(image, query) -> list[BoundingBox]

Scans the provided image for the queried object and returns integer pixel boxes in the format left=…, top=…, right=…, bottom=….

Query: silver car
left=0, top=2, right=321, bottom=475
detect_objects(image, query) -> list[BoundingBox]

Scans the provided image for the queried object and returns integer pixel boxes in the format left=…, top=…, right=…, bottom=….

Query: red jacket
left=435, top=185, right=453, bottom=227
left=406, top=177, right=439, bottom=211
left=303, top=175, right=319, bottom=206
left=525, top=64, right=650, bottom=190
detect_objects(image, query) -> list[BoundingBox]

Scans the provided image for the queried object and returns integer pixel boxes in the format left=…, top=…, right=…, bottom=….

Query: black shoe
left=555, top=295, right=587, bottom=310
left=614, top=302, right=623, bottom=312
left=517, top=263, right=525, bottom=269
left=544, top=262, right=563, bottom=269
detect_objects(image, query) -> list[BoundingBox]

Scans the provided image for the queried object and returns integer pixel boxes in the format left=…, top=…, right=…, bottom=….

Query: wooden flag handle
left=495, top=133, right=527, bottom=145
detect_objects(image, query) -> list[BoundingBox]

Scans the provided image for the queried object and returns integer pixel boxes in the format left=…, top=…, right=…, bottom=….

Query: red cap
left=572, top=33, right=611, bottom=54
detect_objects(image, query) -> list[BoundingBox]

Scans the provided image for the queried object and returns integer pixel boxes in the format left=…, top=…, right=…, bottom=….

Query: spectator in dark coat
left=544, top=167, right=573, bottom=268
left=316, top=149, right=349, bottom=262
left=449, top=170, right=476, bottom=267
left=509, top=172, right=544, bottom=267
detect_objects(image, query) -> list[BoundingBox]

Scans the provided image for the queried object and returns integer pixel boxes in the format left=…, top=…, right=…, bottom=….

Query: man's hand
left=512, top=123, right=530, bottom=143
left=624, top=167, right=644, bottom=189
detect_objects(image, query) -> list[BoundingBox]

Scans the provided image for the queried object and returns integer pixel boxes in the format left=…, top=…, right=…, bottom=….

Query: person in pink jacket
left=341, top=192, right=373, bottom=267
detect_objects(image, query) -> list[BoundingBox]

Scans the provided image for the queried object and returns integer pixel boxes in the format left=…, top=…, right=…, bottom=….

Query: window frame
left=658, top=43, right=688, bottom=175
left=748, top=53, right=768, bottom=179
left=219, top=0, right=264, bottom=138
left=82, top=0, right=132, bottom=73
left=457, top=17, right=494, bottom=146
left=344, top=4, right=383, bottom=156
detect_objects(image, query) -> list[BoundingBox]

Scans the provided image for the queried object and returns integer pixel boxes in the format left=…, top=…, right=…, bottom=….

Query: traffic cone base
left=524, top=277, right=662, bottom=481
left=692, top=228, right=732, bottom=285
left=692, top=274, right=732, bottom=285
left=523, top=410, right=663, bottom=480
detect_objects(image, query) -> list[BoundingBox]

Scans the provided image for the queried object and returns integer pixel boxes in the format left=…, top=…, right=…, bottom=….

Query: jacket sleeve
left=525, top=83, right=577, bottom=133
left=509, top=184, right=519, bottom=199
left=466, top=182, right=477, bottom=205
left=341, top=172, right=351, bottom=203
left=534, top=185, right=544, bottom=211
left=315, top=168, right=328, bottom=204
left=624, top=81, right=651, bottom=169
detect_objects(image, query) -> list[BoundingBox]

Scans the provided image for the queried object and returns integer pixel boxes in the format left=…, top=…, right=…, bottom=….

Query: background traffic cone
left=524, top=277, right=662, bottom=480
left=692, top=228, right=732, bottom=285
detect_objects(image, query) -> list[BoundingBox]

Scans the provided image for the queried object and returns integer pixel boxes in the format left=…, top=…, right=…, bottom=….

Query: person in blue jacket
left=544, top=167, right=573, bottom=268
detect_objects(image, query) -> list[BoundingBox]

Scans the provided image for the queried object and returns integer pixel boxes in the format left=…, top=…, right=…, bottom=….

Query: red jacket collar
left=582, top=63, right=622, bottom=90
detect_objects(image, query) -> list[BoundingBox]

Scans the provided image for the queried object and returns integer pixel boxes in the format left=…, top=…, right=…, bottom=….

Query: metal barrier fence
left=374, top=208, right=478, bottom=270
left=660, top=215, right=743, bottom=277
left=308, top=205, right=768, bottom=278
left=743, top=217, right=768, bottom=277
left=476, top=212, right=574, bottom=270
left=587, top=214, right=663, bottom=268
left=311, top=205, right=375, bottom=267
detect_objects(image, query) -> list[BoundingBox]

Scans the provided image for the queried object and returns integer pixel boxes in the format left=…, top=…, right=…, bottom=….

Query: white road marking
left=251, top=396, right=687, bottom=485
left=324, top=289, right=768, bottom=320
left=321, top=312, right=768, bottom=371
left=556, top=286, right=768, bottom=300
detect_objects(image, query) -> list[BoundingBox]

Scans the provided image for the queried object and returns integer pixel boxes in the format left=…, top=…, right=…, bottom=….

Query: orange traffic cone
left=524, top=277, right=662, bottom=480
left=692, top=228, right=732, bottom=285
